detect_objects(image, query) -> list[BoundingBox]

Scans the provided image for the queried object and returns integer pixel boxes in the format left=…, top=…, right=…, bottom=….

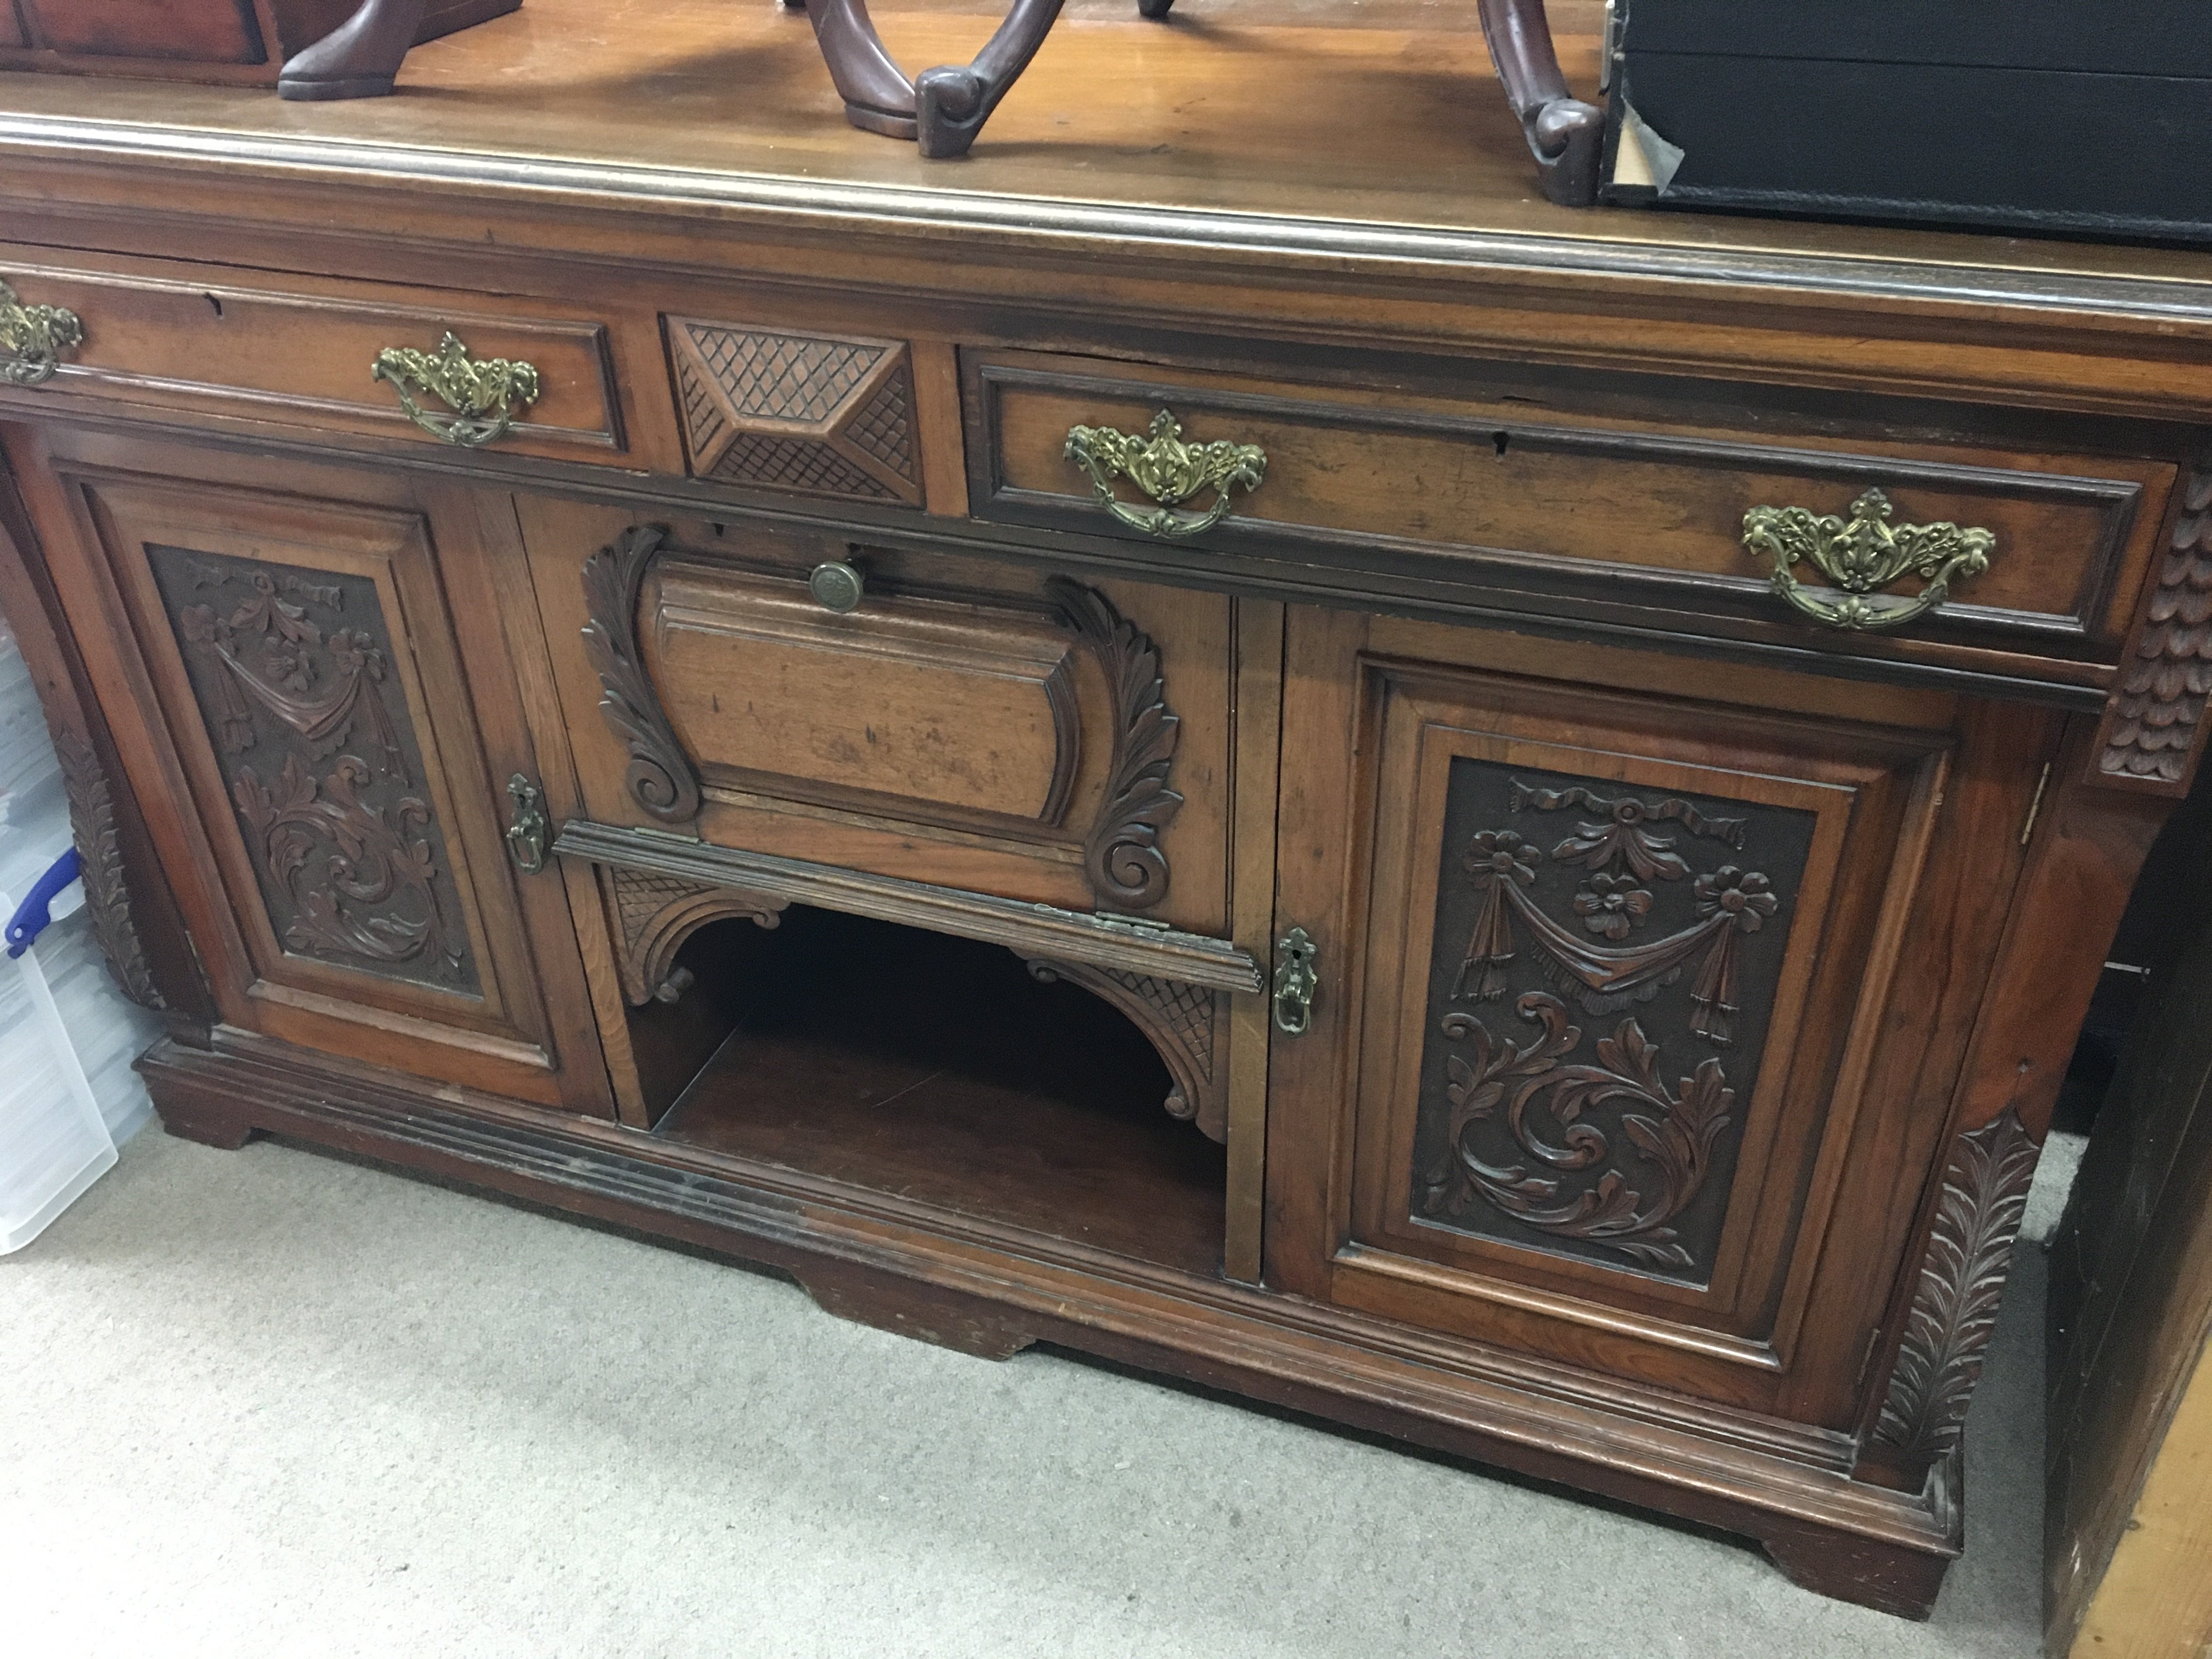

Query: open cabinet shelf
left=652, top=907, right=1228, bottom=1277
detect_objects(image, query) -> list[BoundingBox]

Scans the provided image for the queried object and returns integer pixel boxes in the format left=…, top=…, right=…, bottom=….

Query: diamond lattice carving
left=667, top=319, right=923, bottom=504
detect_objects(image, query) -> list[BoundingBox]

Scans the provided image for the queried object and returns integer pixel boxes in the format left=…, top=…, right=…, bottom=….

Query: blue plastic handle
left=5, top=846, right=82, bottom=959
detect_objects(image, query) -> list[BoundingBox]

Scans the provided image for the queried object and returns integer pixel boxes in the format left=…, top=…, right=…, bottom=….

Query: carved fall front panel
left=146, top=545, right=481, bottom=994
left=1408, top=758, right=1815, bottom=1283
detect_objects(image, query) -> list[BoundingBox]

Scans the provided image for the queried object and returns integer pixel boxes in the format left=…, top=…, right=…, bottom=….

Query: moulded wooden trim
left=554, top=819, right=1261, bottom=993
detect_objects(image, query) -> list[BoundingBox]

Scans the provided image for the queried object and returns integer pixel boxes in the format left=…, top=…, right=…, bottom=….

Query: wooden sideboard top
left=2, top=0, right=2210, bottom=420
left=4, top=0, right=2212, bottom=285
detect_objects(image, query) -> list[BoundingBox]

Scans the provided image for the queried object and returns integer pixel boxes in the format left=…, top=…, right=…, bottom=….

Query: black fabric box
left=1598, top=1, right=2212, bottom=244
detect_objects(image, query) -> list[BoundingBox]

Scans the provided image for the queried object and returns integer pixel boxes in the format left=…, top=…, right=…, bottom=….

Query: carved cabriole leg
left=1857, top=715, right=2170, bottom=1494
left=596, top=864, right=788, bottom=1007
left=278, top=0, right=430, bottom=101
left=799, top=0, right=1074, bottom=157
left=1023, top=957, right=1227, bottom=1141
left=802, top=0, right=920, bottom=140
left=1475, top=0, right=1605, bottom=207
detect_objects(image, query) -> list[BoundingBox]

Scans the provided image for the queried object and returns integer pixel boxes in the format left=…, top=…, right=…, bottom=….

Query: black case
left=1599, top=1, right=2212, bottom=244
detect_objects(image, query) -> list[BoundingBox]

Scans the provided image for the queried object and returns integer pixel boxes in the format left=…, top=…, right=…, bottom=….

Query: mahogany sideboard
left=3, top=0, right=2208, bottom=1620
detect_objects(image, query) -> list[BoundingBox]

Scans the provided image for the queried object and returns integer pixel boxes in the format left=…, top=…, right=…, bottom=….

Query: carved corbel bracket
left=53, top=726, right=165, bottom=1011
left=1871, top=1107, right=2040, bottom=1476
left=2095, top=462, right=2212, bottom=793
left=598, top=864, right=788, bottom=1006
left=1045, top=576, right=1184, bottom=913
left=1023, top=955, right=1227, bottom=1142
left=582, top=524, right=704, bottom=825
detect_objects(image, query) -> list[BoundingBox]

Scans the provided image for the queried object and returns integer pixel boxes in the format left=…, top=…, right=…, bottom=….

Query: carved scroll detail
left=582, top=525, right=703, bottom=823
left=52, top=726, right=163, bottom=1009
left=1875, top=1108, right=2040, bottom=1467
left=599, top=864, right=787, bottom=1006
left=2100, top=466, right=2212, bottom=788
left=233, top=754, right=465, bottom=981
left=1025, top=956, right=1226, bottom=1141
left=1420, top=992, right=1734, bottom=1270
left=1045, top=577, right=1183, bottom=912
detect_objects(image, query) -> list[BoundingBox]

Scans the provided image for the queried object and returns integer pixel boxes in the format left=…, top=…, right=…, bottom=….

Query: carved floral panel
left=147, top=545, right=480, bottom=995
left=1408, top=757, right=1816, bottom=1284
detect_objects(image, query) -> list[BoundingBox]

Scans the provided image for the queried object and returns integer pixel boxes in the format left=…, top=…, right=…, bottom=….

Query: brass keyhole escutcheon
left=1273, top=926, right=1319, bottom=1036
left=505, top=774, right=550, bottom=874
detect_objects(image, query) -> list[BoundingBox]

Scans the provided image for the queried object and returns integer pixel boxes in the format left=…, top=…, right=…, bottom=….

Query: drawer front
left=514, top=499, right=1234, bottom=939
left=968, top=349, right=2174, bottom=675
left=0, top=253, right=626, bottom=461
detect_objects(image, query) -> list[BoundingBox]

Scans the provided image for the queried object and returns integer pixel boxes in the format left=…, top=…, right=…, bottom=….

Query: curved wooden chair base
left=278, top=0, right=428, bottom=101
left=1476, top=0, right=1602, bottom=206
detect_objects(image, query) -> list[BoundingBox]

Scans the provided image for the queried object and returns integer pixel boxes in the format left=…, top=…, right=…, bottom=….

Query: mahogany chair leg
left=1475, top=0, right=1604, bottom=206
left=913, top=0, right=1067, bottom=157
left=804, top=0, right=921, bottom=139
left=1138, top=0, right=1176, bottom=17
left=278, top=0, right=430, bottom=101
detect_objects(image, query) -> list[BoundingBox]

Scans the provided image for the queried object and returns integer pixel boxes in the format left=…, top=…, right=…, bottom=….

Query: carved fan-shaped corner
left=1023, top=954, right=1225, bottom=1141
left=599, top=864, right=789, bottom=1006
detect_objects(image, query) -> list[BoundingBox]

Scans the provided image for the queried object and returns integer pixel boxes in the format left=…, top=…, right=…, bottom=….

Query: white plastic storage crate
left=0, top=619, right=162, bottom=1253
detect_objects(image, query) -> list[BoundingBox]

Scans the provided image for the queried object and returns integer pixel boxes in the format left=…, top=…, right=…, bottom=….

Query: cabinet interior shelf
left=652, top=907, right=1228, bottom=1278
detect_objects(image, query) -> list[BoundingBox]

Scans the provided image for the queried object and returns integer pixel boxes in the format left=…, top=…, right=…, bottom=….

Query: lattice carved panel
left=667, top=320, right=922, bottom=505
left=1408, top=759, right=1818, bottom=1284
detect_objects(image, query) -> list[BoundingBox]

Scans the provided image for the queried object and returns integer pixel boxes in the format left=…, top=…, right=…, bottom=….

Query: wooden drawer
left=0, top=250, right=628, bottom=462
left=513, top=499, right=1235, bottom=940
left=967, top=349, right=2176, bottom=684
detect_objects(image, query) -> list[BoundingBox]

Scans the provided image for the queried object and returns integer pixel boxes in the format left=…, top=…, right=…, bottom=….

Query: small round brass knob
left=809, top=560, right=865, bottom=613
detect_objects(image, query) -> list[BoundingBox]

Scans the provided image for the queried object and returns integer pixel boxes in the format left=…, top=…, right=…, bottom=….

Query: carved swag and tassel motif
left=150, top=548, right=478, bottom=992
left=1412, top=761, right=1815, bottom=1280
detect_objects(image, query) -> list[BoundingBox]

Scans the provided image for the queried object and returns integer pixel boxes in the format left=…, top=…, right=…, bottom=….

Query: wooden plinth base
left=138, top=1029, right=1963, bottom=1616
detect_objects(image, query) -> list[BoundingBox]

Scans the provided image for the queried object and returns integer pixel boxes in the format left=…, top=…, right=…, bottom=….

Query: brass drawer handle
left=1742, top=488, right=1994, bottom=632
left=1065, top=409, right=1267, bottom=539
left=372, top=331, right=543, bottom=448
left=0, top=279, right=84, bottom=388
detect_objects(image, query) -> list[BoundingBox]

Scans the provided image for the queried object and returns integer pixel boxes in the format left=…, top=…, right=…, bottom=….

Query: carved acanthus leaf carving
left=581, top=524, right=703, bottom=823
left=1024, top=955, right=1226, bottom=1141
left=600, top=864, right=787, bottom=1006
left=1420, top=992, right=1735, bottom=1269
left=233, top=753, right=464, bottom=981
left=1875, top=1108, right=2040, bottom=1467
left=2101, top=466, right=2212, bottom=788
left=52, top=726, right=163, bottom=1010
left=1045, top=577, right=1183, bottom=912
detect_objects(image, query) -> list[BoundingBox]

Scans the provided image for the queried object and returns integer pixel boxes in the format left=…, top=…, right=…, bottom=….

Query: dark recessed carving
left=152, top=548, right=478, bottom=993
left=668, top=321, right=921, bottom=505
left=2100, top=465, right=2212, bottom=789
left=52, top=725, right=163, bottom=1010
left=1045, top=577, right=1183, bottom=913
left=599, top=863, right=787, bottom=1006
left=1025, top=956, right=1226, bottom=1141
left=581, top=524, right=703, bottom=825
left=1875, top=1107, right=2039, bottom=1468
left=1421, top=992, right=1733, bottom=1271
left=1410, top=758, right=1814, bottom=1282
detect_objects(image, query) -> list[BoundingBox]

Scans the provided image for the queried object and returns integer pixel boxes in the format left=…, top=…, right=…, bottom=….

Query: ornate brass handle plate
left=372, top=331, right=543, bottom=448
left=505, top=774, right=550, bottom=874
left=1065, top=409, right=1267, bottom=539
left=1273, top=926, right=1319, bottom=1036
left=1742, top=488, right=1994, bottom=632
left=0, top=279, right=84, bottom=388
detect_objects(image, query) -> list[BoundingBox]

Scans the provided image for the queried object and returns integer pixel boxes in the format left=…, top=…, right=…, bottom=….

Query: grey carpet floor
left=1, top=1129, right=2051, bottom=1658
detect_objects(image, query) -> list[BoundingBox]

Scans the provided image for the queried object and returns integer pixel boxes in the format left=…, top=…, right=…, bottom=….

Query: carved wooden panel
left=1874, top=1107, right=2039, bottom=1469
left=146, top=545, right=479, bottom=993
left=597, top=862, right=786, bottom=1006
left=1408, top=760, right=1816, bottom=1280
left=2098, top=464, right=2212, bottom=792
left=668, top=320, right=922, bottom=505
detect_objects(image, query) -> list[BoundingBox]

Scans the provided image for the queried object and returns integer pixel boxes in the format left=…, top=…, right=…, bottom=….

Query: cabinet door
left=7, top=427, right=611, bottom=1114
left=1269, top=608, right=2059, bottom=1425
